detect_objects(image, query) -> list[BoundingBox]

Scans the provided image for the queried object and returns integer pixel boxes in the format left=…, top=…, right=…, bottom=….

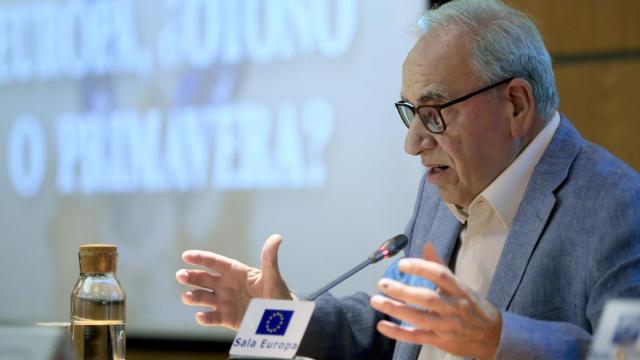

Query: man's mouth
left=427, top=165, right=450, bottom=177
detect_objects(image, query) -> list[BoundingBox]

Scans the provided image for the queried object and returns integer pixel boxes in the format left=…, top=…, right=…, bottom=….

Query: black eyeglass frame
left=395, top=77, right=515, bottom=134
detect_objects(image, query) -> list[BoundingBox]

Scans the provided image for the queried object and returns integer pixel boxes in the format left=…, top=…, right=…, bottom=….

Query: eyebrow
left=400, top=87, right=449, bottom=104
left=419, top=88, right=448, bottom=103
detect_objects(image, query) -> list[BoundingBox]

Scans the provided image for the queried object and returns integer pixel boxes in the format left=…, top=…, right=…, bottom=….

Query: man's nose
left=404, top=119, right=437, bottom=155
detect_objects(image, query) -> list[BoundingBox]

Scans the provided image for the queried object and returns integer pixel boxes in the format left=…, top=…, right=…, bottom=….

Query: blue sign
left=255, top=309, right=294, bottom=336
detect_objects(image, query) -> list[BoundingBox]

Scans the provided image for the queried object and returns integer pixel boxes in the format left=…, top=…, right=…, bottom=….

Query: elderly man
left=176, top=0, right=640, bottom=359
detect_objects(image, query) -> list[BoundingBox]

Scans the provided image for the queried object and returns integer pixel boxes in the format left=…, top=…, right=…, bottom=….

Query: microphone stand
left=305, top=258, right=372, bottom=301
left=304, top=234, right=407, bottom=301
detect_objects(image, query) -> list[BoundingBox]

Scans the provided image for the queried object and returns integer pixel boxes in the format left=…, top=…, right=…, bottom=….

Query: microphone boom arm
left=305, top=258, right=372, bottom=301
left=304, top=234, right=408, bottom=301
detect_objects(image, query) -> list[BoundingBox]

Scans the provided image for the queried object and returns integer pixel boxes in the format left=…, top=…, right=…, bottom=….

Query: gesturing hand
left=370, top=243, right=502, bottom=360
left=176, top=234, right=293, bottom=330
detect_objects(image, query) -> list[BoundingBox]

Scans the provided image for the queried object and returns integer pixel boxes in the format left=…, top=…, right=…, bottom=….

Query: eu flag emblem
left=255, top=309, right=294, bottom=336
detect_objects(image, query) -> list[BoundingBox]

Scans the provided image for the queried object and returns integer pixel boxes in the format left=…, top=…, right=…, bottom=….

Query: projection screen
left=0, top=0, right=426, bottom=339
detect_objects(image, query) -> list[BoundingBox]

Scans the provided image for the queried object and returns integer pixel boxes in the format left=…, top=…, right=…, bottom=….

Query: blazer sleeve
left=296, top=291, right=395, bottom=360
left=496, top=312, right=592, bottom=359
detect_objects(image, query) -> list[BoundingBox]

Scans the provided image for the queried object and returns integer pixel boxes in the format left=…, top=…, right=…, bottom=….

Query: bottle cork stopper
left=79, top=244, right=118, bottom=273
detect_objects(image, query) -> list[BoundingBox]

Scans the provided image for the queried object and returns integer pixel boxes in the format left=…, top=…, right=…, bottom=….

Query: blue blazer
left=298, top=115, right=640, bottom=359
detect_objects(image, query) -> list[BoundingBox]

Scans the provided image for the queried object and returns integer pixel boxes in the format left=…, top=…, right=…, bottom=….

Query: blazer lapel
left=487, top=116, right=583, bottom=309
left=409, top=199, right=461, bottom=288
left=393, top=199, right=462, bottom=360
left=428, top=200, right=462, bottom=265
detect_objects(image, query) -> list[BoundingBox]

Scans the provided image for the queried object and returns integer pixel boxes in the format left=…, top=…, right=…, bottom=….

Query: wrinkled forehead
left=401, top=26, right=478, bottom=103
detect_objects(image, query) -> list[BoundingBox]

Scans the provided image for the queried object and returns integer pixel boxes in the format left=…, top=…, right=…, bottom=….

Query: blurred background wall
left=507, top=0, right=640, bottom=171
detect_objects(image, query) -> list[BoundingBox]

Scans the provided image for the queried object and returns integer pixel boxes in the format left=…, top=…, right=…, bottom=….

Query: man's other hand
left=176, top=234, right=293, bottom=330
left=370, top=243, right=502, bottom=360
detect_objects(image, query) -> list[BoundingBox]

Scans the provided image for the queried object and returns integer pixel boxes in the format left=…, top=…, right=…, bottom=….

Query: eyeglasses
left=394, top=77, right=514, bottom=134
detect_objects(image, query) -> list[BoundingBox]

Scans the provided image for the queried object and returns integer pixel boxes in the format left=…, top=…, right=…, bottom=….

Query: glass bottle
left=70, top=244, right=126, bottom=360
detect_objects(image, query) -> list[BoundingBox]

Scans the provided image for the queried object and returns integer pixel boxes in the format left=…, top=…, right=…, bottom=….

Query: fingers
left=181, top=250, right=234, bottom=274
left=175, top=269, right=221, bottom=290
left=371, top=295, right=429, bottom=327
left=396, top=255, right=498, bottom=322
left=260, top=234, right=283, bottom=279
left=398, top=258, right=467, bottom=297
left=195, top=311, right=223, bottom=326
left=370, top=295, right=466, bottom=335
left=390, top=260, right=492, bottom=321
left=175, top=269, right=189, bottom=284
left=185, top=291, right=244, bottom=330
left=376, top=313, right=501, bottom=359
left=182, top=289, right=217, bottom=308
left=377, top=278, right=459, bottom=317
left=376, top=320, right=436, bottom=346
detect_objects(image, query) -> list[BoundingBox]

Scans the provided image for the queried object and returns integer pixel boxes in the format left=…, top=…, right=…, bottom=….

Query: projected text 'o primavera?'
left=7, top=98, right=333, bottom=197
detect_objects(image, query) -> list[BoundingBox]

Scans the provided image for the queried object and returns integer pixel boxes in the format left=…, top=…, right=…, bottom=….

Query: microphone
left=306, top=234, right=408, bottom=301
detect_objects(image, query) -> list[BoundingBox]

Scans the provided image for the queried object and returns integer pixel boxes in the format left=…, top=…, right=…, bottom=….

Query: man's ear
left=505, top=78, right=536, bottom=139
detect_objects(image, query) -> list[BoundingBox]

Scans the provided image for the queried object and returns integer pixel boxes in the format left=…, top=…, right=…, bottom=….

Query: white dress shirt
left=418, top=112, right=560, bottom=360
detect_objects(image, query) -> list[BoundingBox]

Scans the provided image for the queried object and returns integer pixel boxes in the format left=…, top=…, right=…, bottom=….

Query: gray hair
left=419, top=0, right=559, bottom=121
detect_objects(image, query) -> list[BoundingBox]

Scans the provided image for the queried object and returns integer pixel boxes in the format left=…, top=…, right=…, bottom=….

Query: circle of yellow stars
left=265, top=312, right=286, bottom=333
